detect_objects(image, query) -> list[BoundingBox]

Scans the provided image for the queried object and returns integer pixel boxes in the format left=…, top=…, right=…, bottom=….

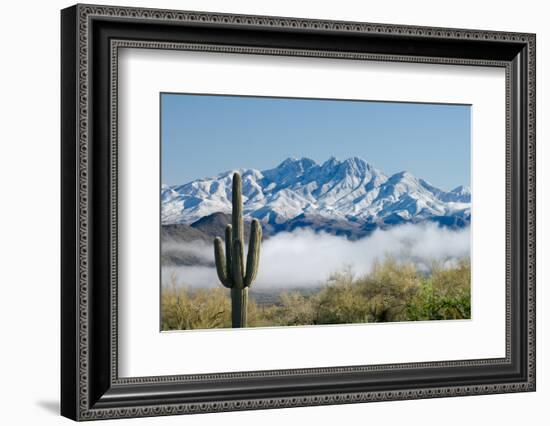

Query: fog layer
left=162, top=223, right=470, bottom=289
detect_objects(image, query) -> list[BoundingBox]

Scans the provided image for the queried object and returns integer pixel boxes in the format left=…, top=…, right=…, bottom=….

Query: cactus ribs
left=213, top=172, right=262, bottom=328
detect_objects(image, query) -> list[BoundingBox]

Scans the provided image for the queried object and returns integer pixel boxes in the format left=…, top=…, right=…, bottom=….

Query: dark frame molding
left=61, top=4, right=536, bottom=421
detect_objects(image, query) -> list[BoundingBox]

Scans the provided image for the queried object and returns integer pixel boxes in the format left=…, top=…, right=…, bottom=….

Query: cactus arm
left=224, top=224, right=233, bottom=279
left=214, top=237, right=232, bottom=288
left=244, top=219, right=262, bottom=287
left=232, top=239, right=244, bottom=289
left=232, top=172, right=245, bottom=262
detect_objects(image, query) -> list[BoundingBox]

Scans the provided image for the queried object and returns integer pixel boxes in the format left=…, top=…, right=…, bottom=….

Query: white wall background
left=0, top=0, right=546, bottom=424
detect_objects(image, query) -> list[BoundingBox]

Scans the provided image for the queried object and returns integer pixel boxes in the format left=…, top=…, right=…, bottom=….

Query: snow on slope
left=161, top=156, right=470, bottom=227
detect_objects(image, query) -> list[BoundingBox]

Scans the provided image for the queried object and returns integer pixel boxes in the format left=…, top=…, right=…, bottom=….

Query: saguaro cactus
left=214, top=172, right=262, bottom=328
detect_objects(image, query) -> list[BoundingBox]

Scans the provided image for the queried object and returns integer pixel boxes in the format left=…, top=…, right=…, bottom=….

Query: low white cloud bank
left=162, top=239, right=213, bottom=259
left=163, top=264, right=218, bottom=288
left=162, top=223, right=470, bottom=290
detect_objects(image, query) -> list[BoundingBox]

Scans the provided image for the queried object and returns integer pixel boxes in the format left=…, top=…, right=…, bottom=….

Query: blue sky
left=161, top=93, right=470, bottom=191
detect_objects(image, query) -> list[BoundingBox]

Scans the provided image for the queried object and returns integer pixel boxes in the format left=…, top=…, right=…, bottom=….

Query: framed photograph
left=61, top=4, right=536, bottom=421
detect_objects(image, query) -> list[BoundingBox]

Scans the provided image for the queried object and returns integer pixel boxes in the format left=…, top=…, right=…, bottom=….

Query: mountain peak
left=162, top=156, right=471, bottom=228
left=345, top=156, right=365, bottom=163
left=389, top=170, right=417, bottom=183
left=324, top=155, right=339, bottom=164
left=341, top=156, right=370, bottom=172
left=262, top=157, right=317, bottom=185
left=277, top=156, right=316, bottom=168
left=451, top=185, right=470, bottom=194
left=268, top=157, right=317, bottom=179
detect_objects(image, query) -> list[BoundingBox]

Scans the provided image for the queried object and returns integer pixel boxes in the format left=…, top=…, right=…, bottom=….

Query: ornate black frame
left=61, top=4, right=536, bottom=421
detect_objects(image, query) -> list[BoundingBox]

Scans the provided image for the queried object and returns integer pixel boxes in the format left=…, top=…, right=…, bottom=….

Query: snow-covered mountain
left=161, top=157, right=470, bottom=235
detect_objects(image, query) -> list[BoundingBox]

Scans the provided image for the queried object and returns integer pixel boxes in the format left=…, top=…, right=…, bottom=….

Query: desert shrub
left=315, top=269, right=370, bottom=324
left=314, top=257, right=470, bottom=324
left=245, top=298, right=279, bottom=327
left=274, top=291, right=318, bottom=326
left=161, top=281, right=232, bottom=330
left=161, top=281, right=271, bottom=330
left=354, top=258, right=419, bottom=322
left=161, top=257, right=471, bottom=330
left=406, top=258, right=471, bottom=320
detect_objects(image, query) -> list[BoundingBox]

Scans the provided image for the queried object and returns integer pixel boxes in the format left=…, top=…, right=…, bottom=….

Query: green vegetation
left=213, top=172, right=262, bottom=328
left=161, top=257, right=471, bottom=331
